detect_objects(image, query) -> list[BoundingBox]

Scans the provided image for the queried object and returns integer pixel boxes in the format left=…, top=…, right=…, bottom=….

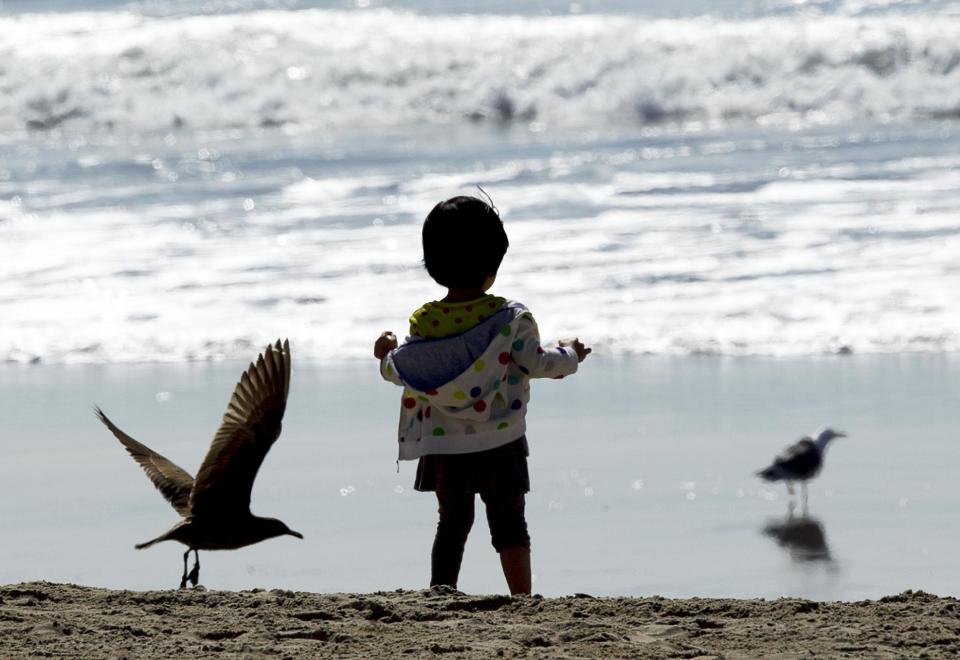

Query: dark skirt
left=414, top=436, right=530, bottom=494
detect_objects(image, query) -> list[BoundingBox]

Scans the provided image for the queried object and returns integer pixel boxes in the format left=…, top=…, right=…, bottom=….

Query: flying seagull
left=756, top=427, right=847, bottom=508
left=94, top=339, right=302, bottom=588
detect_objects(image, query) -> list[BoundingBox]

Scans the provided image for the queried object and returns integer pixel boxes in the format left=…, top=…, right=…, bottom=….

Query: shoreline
left=3, top=351, right=959, bottom=366
left=3, top=582, right=958, bottom=658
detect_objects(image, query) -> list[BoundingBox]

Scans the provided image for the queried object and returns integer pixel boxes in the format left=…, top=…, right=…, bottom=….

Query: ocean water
left=2, top=0, right=959, bottom=362
left=1, top=0, right=959, bottom=599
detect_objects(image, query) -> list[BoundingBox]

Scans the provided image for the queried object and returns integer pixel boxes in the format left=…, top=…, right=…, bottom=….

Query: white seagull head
left=815, top=427, right=847, bottom=445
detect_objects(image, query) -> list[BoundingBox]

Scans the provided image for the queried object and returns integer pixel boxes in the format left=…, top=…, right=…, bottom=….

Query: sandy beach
left=3, top=581, right=958, bottom=658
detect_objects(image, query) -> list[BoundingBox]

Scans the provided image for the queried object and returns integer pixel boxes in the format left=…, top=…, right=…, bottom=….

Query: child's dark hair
left=422, top=196, right=509, bottom=289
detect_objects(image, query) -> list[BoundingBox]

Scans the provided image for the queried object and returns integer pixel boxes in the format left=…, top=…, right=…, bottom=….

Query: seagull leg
left=187, top=549, right=200, bottom=587
left=179, top=549, right=191, bottom=589
left=786, top=481, right=795, bottom=500
left=801, top=483, right=809, bottom=515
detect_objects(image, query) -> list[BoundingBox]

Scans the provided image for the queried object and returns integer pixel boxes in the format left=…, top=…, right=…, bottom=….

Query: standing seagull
left=756, top=427, right=847, bottom=509
left=95, top=339, right=302, bottom=588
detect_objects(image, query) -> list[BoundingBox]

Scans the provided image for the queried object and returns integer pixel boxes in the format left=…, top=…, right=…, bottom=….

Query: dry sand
left=2, top=582, right=959, bottom=659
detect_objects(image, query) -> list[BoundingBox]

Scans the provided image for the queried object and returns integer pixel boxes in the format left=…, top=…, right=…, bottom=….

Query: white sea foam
left=3, top=9, right=960, bottom=136
left=2, top=119, right=959, bottom=363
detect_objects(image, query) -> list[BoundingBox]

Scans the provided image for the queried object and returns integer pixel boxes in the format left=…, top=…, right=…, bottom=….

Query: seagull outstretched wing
left=95, top=407, right=195, bottom=517
left=189, top=339, right=291, bottom=518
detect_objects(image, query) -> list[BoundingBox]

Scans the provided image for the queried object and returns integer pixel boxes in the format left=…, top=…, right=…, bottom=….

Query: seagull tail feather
left=756, top=466, right=781, bottom=481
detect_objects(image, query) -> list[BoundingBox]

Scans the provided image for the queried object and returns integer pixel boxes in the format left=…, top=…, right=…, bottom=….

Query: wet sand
left=2, top=356, right=960, bottom=599
left=2, top=581, right=958, bottom=658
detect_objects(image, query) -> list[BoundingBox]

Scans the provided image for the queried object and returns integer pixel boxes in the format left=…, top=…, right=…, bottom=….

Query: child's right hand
left=374, top=331, right=398, bottom=359
left=559, top=338, right=592, bottom=363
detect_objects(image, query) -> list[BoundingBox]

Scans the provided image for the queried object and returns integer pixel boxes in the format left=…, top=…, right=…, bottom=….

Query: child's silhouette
left=375, top=195, right=590, bottom=594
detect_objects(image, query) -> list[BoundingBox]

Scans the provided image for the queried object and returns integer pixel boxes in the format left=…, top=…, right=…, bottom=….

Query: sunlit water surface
left=3, top=0, right=960, bottom=362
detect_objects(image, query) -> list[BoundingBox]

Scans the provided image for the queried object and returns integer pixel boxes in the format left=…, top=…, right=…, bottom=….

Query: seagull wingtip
left=265, top=338, right=291, bottom=366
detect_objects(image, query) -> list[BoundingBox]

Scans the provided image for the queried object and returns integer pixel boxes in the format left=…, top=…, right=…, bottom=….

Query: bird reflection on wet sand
left=763, top=510, right=832, bottom=563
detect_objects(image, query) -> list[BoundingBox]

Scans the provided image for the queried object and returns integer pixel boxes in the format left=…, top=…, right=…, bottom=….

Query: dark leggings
left=430, top=490, right=530, bottom=589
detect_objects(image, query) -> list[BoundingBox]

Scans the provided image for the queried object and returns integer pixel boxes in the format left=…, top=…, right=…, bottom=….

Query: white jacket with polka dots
left=380, top=301, right=580, bottom=461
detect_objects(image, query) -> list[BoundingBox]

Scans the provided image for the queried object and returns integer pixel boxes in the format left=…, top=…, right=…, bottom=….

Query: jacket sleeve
left=510, top=313, right=580, bottom=379
left=379, top=351, right=405, bottom=386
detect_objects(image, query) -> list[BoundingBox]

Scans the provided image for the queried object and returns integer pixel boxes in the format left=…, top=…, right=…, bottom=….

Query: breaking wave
left=3, top=9, right=960, bottom=135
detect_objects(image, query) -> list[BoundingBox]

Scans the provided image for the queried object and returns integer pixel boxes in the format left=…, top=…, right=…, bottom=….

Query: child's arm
left=510, top=315, right=589, bottom=379
left=374, top=331, right=404, bottom=385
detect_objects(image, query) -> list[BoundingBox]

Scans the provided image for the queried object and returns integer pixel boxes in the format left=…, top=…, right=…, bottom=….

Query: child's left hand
left=559, top=338, right=592, bottom=362
left=374, top=331, right=398, bottom=359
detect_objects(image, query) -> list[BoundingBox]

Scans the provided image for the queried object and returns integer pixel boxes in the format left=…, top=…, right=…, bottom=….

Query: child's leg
left=431, top=491, right=475, bottom=588
left=480, top=491, right=531, bottom=595
left=498, top=546, right=531, bottom=596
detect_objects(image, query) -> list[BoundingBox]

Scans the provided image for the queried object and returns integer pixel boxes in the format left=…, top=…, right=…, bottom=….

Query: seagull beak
left=288, top=530, right=304, bottom=540
left=834, top=431, right=848, bottom=438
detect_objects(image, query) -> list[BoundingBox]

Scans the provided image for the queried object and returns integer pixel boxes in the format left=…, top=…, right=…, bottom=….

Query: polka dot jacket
left=380, top=300, right=580, bottom=461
